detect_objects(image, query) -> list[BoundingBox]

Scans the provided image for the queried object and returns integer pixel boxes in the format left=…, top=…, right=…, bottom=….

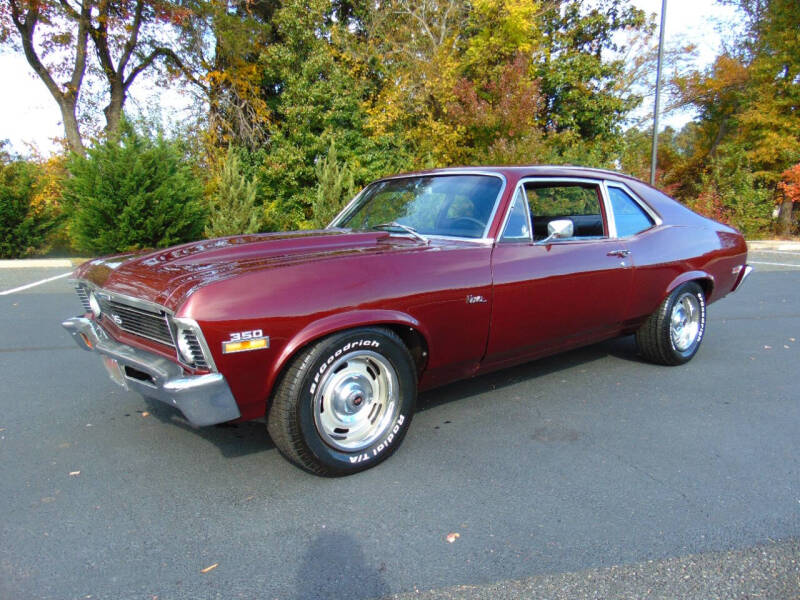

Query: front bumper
left=62, top=316, right=240, bottom=426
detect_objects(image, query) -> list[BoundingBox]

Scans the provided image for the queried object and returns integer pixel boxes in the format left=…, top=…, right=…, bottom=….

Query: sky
left=0, top=0, right=739, bottom=157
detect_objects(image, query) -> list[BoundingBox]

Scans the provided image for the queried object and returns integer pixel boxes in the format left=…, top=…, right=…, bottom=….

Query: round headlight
left=88, top=292, right=102, bottom=318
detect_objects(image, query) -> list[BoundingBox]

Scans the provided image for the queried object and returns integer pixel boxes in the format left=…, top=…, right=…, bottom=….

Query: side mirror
left=538, top=219, right=573, bottom=244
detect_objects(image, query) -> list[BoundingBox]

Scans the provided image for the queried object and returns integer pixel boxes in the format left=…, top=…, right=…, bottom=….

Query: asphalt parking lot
left=1, top=248, right=798, bottom=599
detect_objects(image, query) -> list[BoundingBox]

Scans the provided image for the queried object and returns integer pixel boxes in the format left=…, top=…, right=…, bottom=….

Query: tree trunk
left=58, top=96, right=85, bottom=155
left=104, top=81, right=126, bottom=138
left=776, top=198, right=794, bottom=236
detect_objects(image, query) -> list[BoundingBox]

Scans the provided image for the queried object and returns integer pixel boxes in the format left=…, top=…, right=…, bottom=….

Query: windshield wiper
left=372, top=222, right=430, bottom=245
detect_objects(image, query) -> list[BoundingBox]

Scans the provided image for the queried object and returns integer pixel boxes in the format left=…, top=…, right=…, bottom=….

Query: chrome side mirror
left=538, top=219, right=573, bottom=244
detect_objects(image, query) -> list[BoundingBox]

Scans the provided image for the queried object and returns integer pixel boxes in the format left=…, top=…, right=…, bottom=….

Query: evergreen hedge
left=63, top=123, right=206, bottom=255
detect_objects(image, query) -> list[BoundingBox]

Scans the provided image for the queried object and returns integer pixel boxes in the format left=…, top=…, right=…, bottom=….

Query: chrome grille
left=75, top=285, right=91, bottom=312
left=178, top=329, right=209, bottom=369
left=99, top=297, right=174, bottom=347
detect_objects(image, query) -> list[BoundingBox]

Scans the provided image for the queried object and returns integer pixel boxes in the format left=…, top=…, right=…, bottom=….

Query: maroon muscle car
left=62, top=166, right=752, bottom=475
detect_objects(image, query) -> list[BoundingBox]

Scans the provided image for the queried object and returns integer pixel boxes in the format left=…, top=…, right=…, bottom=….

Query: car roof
left=377, top=165, right=651, bottom=189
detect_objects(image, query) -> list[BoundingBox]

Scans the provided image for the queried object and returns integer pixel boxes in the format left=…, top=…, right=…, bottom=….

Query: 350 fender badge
left=222, top=329, right=270, bottom=354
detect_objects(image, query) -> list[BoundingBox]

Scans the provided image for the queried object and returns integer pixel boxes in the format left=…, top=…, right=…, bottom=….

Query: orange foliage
left=777, top=163, right=800, bottom=204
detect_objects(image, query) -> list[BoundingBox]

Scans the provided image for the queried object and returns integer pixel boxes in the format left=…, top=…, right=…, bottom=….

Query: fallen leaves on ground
left=200, top=563, right=218, bottom=574
left=445, top=533, right=460, bottom=543
left=69, top=471, right=80, bottom=476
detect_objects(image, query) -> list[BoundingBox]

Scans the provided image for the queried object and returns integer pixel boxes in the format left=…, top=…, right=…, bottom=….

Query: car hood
left=73, top=230, right=426, bottom=312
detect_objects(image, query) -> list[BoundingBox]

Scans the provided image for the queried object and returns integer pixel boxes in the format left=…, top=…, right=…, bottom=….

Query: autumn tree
left=776, top=163, right=800, bottom=235
left=1, top=1, right=90, bottom=153
left=1, top=0, right=191, bottom=153
left=650, top=0, right=799, bottom=235
left=174, top=0, right=279, bottom=151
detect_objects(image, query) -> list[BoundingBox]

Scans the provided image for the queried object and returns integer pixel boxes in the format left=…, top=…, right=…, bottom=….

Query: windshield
left=332, top=174, right=504, bottom=239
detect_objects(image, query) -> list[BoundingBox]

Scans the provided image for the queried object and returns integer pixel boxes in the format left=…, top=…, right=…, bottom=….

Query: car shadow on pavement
left=293, top=530, right=390, bottom=600
left=418, top=334, right=645, bottom=412
left=142, top=335, right=644, bottom=459
left=142, top=397, right=276, bottom=458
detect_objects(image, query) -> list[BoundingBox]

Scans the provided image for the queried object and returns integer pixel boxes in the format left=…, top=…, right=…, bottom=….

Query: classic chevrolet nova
left=63, top=166, right=751, bottom=475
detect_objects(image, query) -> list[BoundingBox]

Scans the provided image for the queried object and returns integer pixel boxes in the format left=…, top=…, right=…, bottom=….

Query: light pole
left=650, top=0, right=667, bottom=186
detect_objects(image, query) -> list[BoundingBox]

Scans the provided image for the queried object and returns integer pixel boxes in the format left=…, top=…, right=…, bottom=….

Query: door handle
left=607, top=249, right=631, bottom=258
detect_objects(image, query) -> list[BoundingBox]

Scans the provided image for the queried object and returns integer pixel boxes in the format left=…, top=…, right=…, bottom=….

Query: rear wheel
left=267, top=327, right=416, bottom=476
left=636, top=281, right=707, bottom=365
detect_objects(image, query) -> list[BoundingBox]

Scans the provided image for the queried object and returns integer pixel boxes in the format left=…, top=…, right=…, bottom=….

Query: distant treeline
left=0, top=0, right=797, bottom=257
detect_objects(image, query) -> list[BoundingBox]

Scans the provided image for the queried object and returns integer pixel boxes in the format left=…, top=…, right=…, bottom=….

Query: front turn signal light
left=222, top=337, right=269, bottom=354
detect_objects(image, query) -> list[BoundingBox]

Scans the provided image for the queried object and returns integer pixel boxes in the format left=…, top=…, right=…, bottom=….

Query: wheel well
left=268, top=323, right=429, bottom=411
left=383, top=324, right=429, bottom=377
left=694, top=278, right=713, bottom=300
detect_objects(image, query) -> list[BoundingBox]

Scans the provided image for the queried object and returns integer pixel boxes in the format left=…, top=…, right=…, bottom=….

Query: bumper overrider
left=62, top=316, right=241, bottom=426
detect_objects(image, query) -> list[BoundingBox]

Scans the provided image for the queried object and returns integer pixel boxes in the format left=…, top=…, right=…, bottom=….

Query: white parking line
left=0, top=272, right=72, bottom=295
left=751, top=250, right=800, bottom=256
left=749, top=261, right=800, bottom=268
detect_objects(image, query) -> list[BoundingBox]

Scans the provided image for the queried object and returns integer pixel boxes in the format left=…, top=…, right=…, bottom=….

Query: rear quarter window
left=608, top=186, right=654, bottom=237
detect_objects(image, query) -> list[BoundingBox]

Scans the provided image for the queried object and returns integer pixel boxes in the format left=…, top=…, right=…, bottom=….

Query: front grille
left=99, top=297, right=175, bottom=347
left=75, top=285, right=91, bottom=312
left=178, top=329, right=209, bottom=369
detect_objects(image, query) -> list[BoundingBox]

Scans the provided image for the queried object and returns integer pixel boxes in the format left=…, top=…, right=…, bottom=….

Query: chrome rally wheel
left=313, top=350, right=400, bottom=452
left=267, top=327, right=416, bottom=476
left=636, top=281, right=707, bottom=365
left=669, top=292, right=702, bottom=352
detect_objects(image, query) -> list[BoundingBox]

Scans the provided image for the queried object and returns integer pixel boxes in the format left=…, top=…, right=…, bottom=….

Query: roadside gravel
left=386, top=538, right=800, bottom=600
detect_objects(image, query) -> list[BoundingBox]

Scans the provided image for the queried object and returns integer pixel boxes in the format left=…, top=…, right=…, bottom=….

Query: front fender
left=264, top=309, right=430, bottom=403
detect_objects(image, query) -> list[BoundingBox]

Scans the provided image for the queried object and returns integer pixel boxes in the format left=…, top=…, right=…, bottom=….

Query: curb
left=747, top=240, right=800, bottom=251
left=0, top=259, right=78, bottom=269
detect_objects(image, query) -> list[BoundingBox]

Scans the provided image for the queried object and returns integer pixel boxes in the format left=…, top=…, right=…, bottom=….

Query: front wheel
left=267, top=327, right=416, bottom=475
left=636, top=281, right=707, bottom=365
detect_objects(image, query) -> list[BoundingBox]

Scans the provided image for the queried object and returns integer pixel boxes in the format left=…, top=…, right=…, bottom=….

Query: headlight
left=88, top=292, right=102, bottom=318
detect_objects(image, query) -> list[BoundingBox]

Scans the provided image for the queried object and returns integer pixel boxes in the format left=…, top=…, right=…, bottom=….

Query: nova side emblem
left=466, top=295, right=487, bottom=304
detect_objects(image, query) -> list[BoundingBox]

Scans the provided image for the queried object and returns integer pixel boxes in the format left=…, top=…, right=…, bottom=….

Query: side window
left=500, top=187, right=531, bottom=242
left=525, top=182, right=606, bottom=241
left=608, top=186, right=654, bottom=237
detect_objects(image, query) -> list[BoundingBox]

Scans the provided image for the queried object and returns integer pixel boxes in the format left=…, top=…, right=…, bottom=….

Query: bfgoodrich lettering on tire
left=636, top=281, right=707, bottom=366
left=267, top=327, right=416, bottom=475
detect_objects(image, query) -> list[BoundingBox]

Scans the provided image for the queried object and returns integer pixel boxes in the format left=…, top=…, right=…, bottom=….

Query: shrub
left=311, top=140, right=354, bottom=229
left=686, top=150, right=774, bottom=238
left=63, top=122, right=206, bottom=255
left=0, top=158, right=61, bottom=258
left=204, top=146, right=261, bottom=238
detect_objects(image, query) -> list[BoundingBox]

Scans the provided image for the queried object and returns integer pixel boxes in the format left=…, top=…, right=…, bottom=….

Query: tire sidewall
left=665, top=283, right=706, bottom=363
left=296, top=329, right=416, bottom=473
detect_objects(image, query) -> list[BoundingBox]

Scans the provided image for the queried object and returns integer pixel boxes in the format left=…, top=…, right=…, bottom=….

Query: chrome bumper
left=62, top=316, right=240, bottom=426
left=731, top=264, right=753, bottom=293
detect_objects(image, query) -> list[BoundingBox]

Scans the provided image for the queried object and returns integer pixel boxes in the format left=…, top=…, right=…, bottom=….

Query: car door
left=483, top=178, right=634, bottom=369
